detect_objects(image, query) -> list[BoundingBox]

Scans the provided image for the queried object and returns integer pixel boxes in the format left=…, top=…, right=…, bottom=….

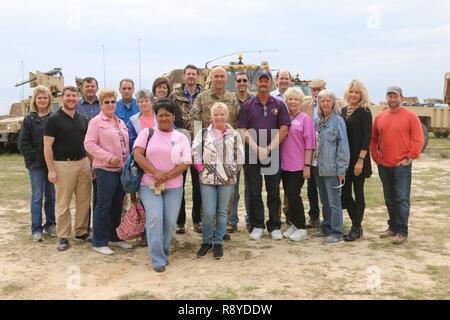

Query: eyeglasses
left=103, top=100, right=116, bottom=105
left=263, top=105, right=268, bottom=117
left=236, top=79, right=248, bottom=83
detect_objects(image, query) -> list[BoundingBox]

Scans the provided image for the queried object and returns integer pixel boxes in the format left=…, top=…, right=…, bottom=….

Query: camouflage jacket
left=169, top=83, right=203, bottom=133
left=189, top=89, right=240, bottom=136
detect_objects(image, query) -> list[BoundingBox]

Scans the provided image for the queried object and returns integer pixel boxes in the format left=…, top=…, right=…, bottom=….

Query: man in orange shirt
left=370, top=86, right=424, bottom=244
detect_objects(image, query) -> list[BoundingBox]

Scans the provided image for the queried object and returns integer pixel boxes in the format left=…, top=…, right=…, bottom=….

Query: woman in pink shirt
left=134, top=99, right=191, bottom=273
left=280, top=88, right=316, bottom=242
left=84, top=89, right=131, bottom=255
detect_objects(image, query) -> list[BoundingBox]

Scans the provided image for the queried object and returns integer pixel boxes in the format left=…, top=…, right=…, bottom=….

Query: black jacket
left=17, top=112, right=52, bottom=169
left=341, top=107, right=372, bottom=178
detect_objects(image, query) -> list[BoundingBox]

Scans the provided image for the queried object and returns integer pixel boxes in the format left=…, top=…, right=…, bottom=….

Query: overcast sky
left=1, top=0, right=449, bottom=114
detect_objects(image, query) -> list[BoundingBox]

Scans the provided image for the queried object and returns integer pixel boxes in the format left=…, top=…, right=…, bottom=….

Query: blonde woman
left=18, top=85, right=56, bottom=242
left=341, top=80, right=372, bottom=241
left=281, top=88, right=315, bottom=241
left=192, top=102, right=244, bottom=259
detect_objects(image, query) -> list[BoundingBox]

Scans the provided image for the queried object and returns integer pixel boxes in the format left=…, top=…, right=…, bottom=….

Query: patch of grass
left=398, top=249, right=421, bottom=261
left=118, top=290, right=158, bottom=300
left=241, top=286, right=260, bottom=293
left=424, top=265, right=450, bottom=299
left=1, top=282, right=25, bottom=295
left=403, top=288, right=428, bottom=300
left=367, top=240, right=392, bottom=250
left=439, top=151, right=449, bottom=159
left=209, top=287, right=238, bottom=300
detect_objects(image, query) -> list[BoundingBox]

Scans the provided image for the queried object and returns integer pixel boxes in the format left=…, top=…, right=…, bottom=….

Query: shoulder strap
left=144, top=128, right=154, bottom=158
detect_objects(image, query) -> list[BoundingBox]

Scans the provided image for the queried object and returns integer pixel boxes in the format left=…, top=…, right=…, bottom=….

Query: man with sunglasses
left=235, top=72, right=253, bottom=108
left=238, top=70, right=291, bottom=241
left=225, top=72, right=254, bottom=234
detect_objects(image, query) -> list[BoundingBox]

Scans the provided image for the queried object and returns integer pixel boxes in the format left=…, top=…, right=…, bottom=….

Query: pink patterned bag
left=116, top=201, right=146, bottom=240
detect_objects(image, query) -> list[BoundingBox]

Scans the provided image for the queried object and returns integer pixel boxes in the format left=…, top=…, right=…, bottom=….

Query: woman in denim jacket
left=311, top=90, right=350, bottom=244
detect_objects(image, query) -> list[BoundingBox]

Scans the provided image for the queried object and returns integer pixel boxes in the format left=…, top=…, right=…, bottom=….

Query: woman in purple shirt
left=280, top=88, right=316, bottom=241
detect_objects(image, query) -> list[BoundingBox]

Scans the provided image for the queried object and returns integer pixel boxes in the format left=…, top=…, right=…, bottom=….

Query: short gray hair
left=135, top=89, right=152, bottom=102
left=317, top=89, right=340, bottom=117
left=284, top=87, right=305, bottom=104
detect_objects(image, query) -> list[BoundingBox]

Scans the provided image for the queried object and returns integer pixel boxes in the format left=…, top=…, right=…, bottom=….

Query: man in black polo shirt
left=44, top=86, right=92, bottom=251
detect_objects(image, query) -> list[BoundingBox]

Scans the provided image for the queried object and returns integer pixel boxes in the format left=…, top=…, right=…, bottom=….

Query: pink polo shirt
left=84, top=112, right=129, bottom=172
left=134, top=128, right=192, bottom=189
left=280, top=112, right=316, bottom=172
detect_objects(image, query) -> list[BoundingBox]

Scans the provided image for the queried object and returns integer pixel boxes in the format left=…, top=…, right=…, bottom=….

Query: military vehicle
left=0, top=68, right=64, bottom=151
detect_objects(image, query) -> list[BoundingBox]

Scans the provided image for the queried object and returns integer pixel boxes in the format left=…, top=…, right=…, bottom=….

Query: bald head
left=211, top=66, right=228, bottom=93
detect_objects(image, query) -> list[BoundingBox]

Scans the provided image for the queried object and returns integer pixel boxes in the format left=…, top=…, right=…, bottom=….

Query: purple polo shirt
left=238, top=95, right=291, bottom=146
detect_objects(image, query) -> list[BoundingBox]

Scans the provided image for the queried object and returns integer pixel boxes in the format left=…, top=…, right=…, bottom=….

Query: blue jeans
left=28, top=168, right=55, bottom=234
left=314, top=168, right=343, bottom=237
left=92, top=169, right=124, bottom=247
left=378, top=164, right=412, bottom=237
left=140, top=186, right=183, bottom=269
left=229, top=170, right=250, bottom=226
left=201, top=184, right=234, bottom=245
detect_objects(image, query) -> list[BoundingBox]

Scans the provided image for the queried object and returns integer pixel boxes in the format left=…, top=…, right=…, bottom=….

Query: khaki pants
left=54, top=157, right=92, bottom=238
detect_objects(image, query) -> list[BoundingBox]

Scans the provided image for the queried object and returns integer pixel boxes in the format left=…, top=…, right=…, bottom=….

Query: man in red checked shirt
left=370, top=86, right=424, bottom=245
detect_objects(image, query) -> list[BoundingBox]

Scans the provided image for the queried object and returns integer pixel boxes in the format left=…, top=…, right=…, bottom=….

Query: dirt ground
left=0, top=138, right=449, bottom=300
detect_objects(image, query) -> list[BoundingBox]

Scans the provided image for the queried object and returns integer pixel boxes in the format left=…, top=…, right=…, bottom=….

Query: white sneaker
left=289, top=229, right=308, bottom=242
left=283, top=225, right=297, bottom=238
left=109, top=241, right=133, bottom=249
left=271, top=229, right=283, bottom=240
left=250, top=228, right=264, bottom=240
left=93, top=246, right=114, bottom=255
left=32, top=232, right=43, bottom=243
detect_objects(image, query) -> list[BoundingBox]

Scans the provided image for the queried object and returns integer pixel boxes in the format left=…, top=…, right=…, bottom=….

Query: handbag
left=116, top=201, right=146, bottom=240
left=121, top=128, right=154, bottom=193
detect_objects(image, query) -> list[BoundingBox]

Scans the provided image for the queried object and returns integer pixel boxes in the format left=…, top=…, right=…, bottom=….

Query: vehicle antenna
left=205, top=50, right=277, bottom=68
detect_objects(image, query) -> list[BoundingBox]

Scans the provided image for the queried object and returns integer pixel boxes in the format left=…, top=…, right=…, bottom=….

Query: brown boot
left=379, top=229, right=396, bottom=238
left=392, top=234, right=407, bottom=244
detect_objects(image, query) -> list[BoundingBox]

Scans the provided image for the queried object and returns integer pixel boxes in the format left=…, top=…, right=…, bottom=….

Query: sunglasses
left=103, top=100, right=116, bottom=105
left=236, top=79, right=248, bottom=83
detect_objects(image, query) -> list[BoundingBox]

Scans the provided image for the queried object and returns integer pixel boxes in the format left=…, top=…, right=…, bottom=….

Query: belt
left=54, top=155, right=86, bottom=161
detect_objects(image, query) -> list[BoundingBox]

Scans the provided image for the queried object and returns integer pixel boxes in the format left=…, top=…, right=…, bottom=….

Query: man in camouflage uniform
left=169, top=64, right=204, bottom=234
left=189, top=66, right=241, bottom=239
left=170, top=64, right=203, bottom=133
left=190, top=66, right=240, bottom=132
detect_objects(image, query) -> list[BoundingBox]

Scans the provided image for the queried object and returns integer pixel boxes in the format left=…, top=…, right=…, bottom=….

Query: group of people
left=17, top=64, right=425, bottom=273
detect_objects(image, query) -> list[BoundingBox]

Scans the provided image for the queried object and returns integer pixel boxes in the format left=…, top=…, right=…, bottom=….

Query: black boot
left=344, top=226, right=360, bottom=241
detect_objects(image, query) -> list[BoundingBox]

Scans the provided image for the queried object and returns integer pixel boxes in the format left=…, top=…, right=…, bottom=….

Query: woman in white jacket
left=192, top=102, right=244, bottom=259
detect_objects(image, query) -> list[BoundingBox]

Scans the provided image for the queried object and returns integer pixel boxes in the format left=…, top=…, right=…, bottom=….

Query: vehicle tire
left=443, top=132, right=449, bottom=138
left=422, top=123, right=429, bottom=152
left=434, top=131, right=442, bottom=138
